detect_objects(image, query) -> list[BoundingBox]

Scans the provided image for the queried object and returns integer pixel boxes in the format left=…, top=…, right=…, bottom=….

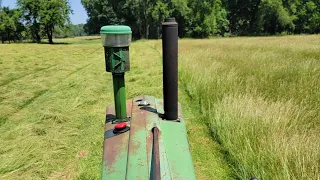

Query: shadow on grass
left=2, top=41, right=72, bottom=45
left=84, top=37, right=101, bottom=41
left=38, top=42, right=71, bottom=45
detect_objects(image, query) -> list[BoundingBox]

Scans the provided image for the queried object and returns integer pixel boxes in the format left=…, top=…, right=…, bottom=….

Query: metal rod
left=162, top=18, right=178, bottom=120
left=112, top=73, right=127, bottom=120
left=152, top=127, right=161, bottom=180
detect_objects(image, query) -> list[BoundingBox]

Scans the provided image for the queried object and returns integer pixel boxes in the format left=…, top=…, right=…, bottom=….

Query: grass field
left=0, top=35, right=319, bottom=179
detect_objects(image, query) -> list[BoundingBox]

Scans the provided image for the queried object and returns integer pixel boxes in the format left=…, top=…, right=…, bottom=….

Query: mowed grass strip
left=175, top=35, right=320, bottom=179
left=0, top=37, right=231, bottom=179
left=0, top=41, right=107, bottom=179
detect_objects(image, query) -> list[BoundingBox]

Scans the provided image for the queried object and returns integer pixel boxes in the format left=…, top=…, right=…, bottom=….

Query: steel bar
left=152, top=127, right=161, bottom=180
left=112, top=73, right=127, bottom=120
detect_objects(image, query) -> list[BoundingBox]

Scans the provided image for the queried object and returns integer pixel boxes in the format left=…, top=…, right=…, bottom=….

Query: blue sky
left=1, top=0, right=88, bottom=24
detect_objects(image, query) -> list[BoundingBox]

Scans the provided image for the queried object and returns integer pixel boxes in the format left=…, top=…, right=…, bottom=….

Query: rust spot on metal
left=127, top=96, right=146, bottom=157
left=103, top=128, right=125, bottom=167
left=103, top=100, right=132, bottom=171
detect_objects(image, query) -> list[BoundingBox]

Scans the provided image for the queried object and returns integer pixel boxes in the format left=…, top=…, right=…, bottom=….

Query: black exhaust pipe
left=162, top=18, right=178, bottom=120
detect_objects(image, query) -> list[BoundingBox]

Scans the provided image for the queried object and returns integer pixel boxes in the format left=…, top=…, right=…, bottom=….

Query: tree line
left=81, top=0, right=320, bottom=39
left=1, top=0, right=319, bottom=43
left=0, top=0, right=86, bottom=44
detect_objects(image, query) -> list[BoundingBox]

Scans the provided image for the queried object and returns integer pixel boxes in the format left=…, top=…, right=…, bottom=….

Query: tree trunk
left=144, top=0, right=149, bottom=39
left=48, top=34, right=53, bottom=44
left=47, top=27, right=53, bottom=44
left=157, top=26, right=160, bottom=39
left=1, top=33, right=3, bottom=43
left=248, top=0, right=261, bottom=34
left=32, top=20, right=41, bottom=43
left=36, top=32, right=41, bottom=43
left=31, top=28, right=41, bottom=42
left=7, top=32, right=10, bottom=43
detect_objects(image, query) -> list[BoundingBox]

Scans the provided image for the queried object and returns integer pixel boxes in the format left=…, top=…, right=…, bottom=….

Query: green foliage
left=70, top=24, right=87, bottom=37
left=53, top=25, right=72, bottom=38
left=81, top=0, right=319, bottom=38
left=17, top=0, right=42, bottom=42
left=40, top=0, right=72, bottom=44
left=188, top=0, right=229, bottom=37
left=81, top=0, right=118, bottom=35
left=17, top=0, right=71, bottom=43
left=0, top=7, right=24, bottom=43
left=295, top=0, right=320, bottom=33
left=256, top=0, right=295, bottom=34
left=149, top=1, right=170, bottom=38
left=1, top=0, right=319, bottom=40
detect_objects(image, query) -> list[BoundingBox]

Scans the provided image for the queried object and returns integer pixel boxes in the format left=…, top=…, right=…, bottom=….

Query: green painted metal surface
left=125, top=96, right=150, bottom=179
left=112, top=74, right=127, bottom=120
left=102, top=96, right=196, bottom=180
left=105, top=47, right=130, bottom=73
left=102, top=103, right=131, bottom=180
left=100, top=25, right=132, bottom=34
left=155, top=98, right=196, bottom=180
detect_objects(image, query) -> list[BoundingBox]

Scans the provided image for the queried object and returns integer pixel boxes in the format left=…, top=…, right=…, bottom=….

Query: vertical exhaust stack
left=162, top=18, right=178, bottom=120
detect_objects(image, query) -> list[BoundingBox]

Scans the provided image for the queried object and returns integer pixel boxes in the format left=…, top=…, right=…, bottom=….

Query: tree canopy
left=1, top=0, right=319, bottom=43
left=0, top=6, right=24, bottom=43
left=17, top=0, right=72, bottom=43
left=82, top=0, right=320, bottom=38
left=0, top=0, right=75, bottom=43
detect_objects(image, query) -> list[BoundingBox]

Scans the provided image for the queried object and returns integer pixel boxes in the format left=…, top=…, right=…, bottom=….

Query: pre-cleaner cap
left=100, top=25, right=132, bottom=47
left=100, top=25, right=132, bottom=35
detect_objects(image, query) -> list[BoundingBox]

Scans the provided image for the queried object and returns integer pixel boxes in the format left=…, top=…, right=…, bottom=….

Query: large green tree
left=17, top=0, right=42, bottom=42
left=40, top=0, right=72, bottom=44
left=256, top=0, right=295, bottom=34
left=188, top=0, right=229, bottom=37
left=0, top=7, right=24, bottom=43
left=295, top=0, right=320, bottom=33
left=226, top=0, right=262, bottom=35
left=81, top=0, right=119, bottom=35
left=17, top=0, right=71, bottom=43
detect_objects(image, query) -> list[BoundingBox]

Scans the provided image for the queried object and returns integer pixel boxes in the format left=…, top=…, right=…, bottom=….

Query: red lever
left=115, top=122, right=127, bottom=130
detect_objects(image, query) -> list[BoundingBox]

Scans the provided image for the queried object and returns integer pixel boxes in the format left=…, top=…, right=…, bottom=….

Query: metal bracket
left=113, top=50, right=126, bottom=71
left=110, top=117, right=131, bottom=124
left=138, top=100, right=150, bottom=106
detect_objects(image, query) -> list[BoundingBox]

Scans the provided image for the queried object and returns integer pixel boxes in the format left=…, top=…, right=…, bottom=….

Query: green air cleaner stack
left=100, top=25, right=131, bottom=122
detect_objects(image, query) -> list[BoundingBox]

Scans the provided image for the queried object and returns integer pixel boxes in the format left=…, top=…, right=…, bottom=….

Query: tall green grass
left=176, top=36, right=320, bottom=179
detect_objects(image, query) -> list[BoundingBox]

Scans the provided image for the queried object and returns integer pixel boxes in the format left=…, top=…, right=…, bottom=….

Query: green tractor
left=100, top=18, right=196, bottom=180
